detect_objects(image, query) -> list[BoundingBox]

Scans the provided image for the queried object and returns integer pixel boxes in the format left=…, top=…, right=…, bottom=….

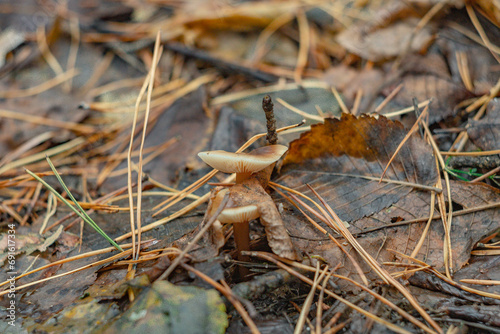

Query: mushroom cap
left=198, top=144, right=288, bottom=174
left=218, top=205, right=260, bottom=223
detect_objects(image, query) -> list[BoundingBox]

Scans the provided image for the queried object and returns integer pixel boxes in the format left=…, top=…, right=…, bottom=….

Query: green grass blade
left=44, top=157, right=108, bottom=235
left=25, top=168, right=123, bottom=252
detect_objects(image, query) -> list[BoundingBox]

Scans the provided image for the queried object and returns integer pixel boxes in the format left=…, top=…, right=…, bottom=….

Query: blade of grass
left=26, top=162, right=123, bottom=252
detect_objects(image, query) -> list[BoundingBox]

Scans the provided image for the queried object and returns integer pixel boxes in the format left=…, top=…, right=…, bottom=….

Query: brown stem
left=233, top=222, right=250, bottom=263
left=262, top=95, right=277, bottom=145
left=236, top=172, right=252, bottom=184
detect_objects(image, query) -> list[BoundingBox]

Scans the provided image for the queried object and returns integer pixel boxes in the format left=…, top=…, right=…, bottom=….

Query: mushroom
left=206, top=188, right=258, bottom=262
left=198, top=144, right=288, bottom=183
left=217, top=203, right=259, bottom=263
left=200, top=145, right=288, bottom=262
left=201, top=145, right=299, bottom=267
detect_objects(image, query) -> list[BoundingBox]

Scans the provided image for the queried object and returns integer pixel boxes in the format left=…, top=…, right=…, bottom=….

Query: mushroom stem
left=235, top=172, right=252, bottom=184
left=233, top=222, right=251, bottom=263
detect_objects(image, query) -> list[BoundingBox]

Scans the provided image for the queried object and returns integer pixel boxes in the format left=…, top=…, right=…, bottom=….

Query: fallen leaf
left=274, top=114, right=498, bottom=291
left=279, top=114, right=437, bottom=222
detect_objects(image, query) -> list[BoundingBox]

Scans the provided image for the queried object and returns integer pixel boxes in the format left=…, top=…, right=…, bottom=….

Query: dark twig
left=165, top=42, right=279, bottom=83
left=262, top=95, right=278, bottom=145
left=448, top=156, right=500, bottom=170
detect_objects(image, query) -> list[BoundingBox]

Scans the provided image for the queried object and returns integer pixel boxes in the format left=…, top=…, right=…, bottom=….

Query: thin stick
left=375, top=83, right=403, bottom=113
left=251, top=11, right=295, bottom=64
left=0, top=248, right=136, bottom=297
left=471, top=165, right=500, bottom=183
left=331, top=86, right=349, bottom=114
left=456, top=51, right=474, bottom=91
left=351, top=201, right=500, bottom=237
left=380, top=101, right=430, bottom=181
left=116, top=192, right=212, bottom=242
left=294, top=9, right=309, bottom=84
left=466, top=4, right=500, bottom=64
left=391, top=250, right=500, bottom=300
left=126, top=67, right=152, bottom=259
left=383, top=99, right=431, bottom=118
left=36, top=25, right=64, bottom=78
left=274, top=183, right=380, bottom=289
left=448, top=78, right=500, bottom=154
left=459, top=279, right=500, bottom=286
left=420, top=120, right=454, bottom=277
left=448, top=22, right=500, bottom=54
left=276, top=98, right=324, bottom=122
left=440, top=149, right=500, bottom=156
left=0, top=109, right=94, bottom=134
left=351, top=89, right=363, bottom=116
left=79, top=52, right=114, bottom=95
left=295, top=265, right=328, bottom=334
left=151, top=170, right=217, bottom=217
left=409, top=192, right=436, bottom=259
left=0, top=131, right=57, bottom=167
left=211, top=81, right=332, bottom=106
left=65, top=16, right=80, bottom=92
left=0, top=240, right=155, bottom=288
left=316, top=270, right=332, bottom=334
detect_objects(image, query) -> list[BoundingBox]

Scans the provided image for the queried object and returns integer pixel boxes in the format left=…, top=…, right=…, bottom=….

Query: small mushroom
left=207, top=188, right=259, bottom=263
left=206, top=178, right=299, bottom=268
left=218, top=204, right=259, bottom=263
left=200, top=145, right=289, bottom=265
left=198, top=144, right=288, bottom=183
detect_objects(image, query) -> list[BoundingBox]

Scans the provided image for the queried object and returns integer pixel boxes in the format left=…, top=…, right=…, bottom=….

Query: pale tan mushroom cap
left=198, top=144, right=288, bottom=174
left=217, top=205, right=260, bottom=223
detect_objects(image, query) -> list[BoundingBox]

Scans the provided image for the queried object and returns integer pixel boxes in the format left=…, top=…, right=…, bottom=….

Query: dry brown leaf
left=273, top=114, right=498, bottom=291
left=279, top=114, right=437, bottom=222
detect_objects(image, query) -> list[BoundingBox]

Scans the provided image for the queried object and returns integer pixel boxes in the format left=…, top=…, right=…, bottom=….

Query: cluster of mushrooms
left=198, top=113, right=300, bottom=270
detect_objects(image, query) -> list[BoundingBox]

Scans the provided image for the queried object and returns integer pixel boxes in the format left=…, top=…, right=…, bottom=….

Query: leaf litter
left=0, top=1, right=500, bottom=333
